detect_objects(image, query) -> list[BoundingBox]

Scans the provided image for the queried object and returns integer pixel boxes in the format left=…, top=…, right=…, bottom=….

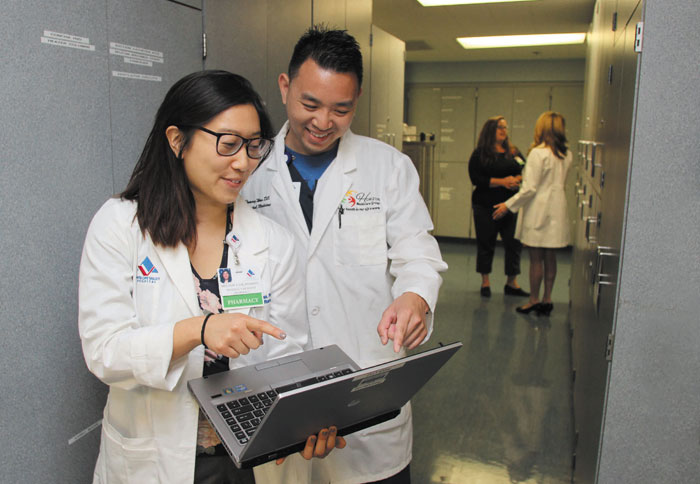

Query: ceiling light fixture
left=418, top=0, right=538, bottom=6
left=457, top=33, right=587, bottom=49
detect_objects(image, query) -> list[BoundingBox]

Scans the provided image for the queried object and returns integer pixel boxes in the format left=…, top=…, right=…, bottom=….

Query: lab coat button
left=310, top=306, right=320, bottom=316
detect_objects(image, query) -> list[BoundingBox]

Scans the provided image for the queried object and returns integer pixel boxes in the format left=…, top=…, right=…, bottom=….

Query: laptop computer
left=188, top=341, right=462, bottom=468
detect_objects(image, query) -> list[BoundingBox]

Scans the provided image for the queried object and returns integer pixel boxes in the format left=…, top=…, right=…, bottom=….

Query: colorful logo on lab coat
left=138, top=257, right=158, bottom=276
left=342, top=190, right=357, bottom=207
left=246, top=269, right=255, bottom=277
left=342, top=190, right=381, bottom=212
left=136, top=257, right=160, bottom=284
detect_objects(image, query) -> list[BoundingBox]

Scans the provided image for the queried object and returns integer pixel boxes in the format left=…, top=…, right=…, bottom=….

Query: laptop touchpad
left=259, top=360, right=310, bottom=382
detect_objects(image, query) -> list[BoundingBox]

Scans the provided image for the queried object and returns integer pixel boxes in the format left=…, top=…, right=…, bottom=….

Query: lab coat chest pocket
left=334, top=211, right=387, bottom=266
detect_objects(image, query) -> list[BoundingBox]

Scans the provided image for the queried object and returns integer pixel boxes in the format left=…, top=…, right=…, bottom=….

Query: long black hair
left=120, top=70, right=273, bottom=248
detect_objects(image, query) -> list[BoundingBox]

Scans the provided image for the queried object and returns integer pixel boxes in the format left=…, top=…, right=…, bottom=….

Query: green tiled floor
left=410, top=239, right=574, bottom=484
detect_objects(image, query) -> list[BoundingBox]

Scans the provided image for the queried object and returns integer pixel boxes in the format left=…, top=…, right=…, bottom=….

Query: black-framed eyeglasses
left=187, top=126, right=273, bottom=159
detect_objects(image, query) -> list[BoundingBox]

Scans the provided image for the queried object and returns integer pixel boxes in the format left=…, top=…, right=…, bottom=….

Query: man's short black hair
left=288, top=25, right=363, bottom=88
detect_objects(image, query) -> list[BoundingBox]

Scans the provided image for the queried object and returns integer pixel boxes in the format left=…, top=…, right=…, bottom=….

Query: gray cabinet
left=402, top=141, right=436, bottom=219
left=433, top=161, right=473, bottom=238
left=370, top=24, right=405, bottom=150
left=264, top=0, right=311, bottom=131
left=510, top=86, right=551, bottom=153
left=203, top=0, right=268, bottom=94
left=344, top=0, right=372, bottom=137
left=109, top=0, right=203, bottom=190
left=570, top=2, right=644, bottom=482
left=312, top=0, right=373, bottom=137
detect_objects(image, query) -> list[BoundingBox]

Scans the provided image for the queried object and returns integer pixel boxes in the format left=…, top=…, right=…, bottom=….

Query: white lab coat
left=79, top=196, right=311, bottom=484
left=505, top=146, right=573, bottom=248
left=241, top=123, right=447, bottom=483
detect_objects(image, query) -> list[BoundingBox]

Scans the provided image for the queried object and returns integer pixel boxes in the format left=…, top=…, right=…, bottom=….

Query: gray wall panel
left=345, top=0, right=372, bottom=137
left=1, top=1, right=203, bottom=482
left=312, top=0, right=346, bottom=28
left=108, top=0, right=203, bottom=192
left=597, top=0, right=700, bottom=481
left=266, top=0, right=312, bottom=131
left=203, top=0, right=268, bottom=96
left=0, top=1, right=112, bottom=482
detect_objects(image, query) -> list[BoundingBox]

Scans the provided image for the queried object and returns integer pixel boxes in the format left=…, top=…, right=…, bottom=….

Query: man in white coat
left=242, top=27, right=447, bottom=483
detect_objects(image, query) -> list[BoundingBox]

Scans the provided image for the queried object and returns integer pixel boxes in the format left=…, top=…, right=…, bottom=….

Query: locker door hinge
left=369, top=32, right=373, bottom=47
left=612, top=12, right=617, bottom=31
left=605, top=333, right=615, bottom=361
left=202, top=32, right=207, bottom=59
left=635, top=22, right=644, bottom=53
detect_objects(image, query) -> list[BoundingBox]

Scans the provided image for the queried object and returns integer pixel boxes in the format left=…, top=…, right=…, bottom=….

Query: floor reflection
left=410, top=240, right=573, bottom=483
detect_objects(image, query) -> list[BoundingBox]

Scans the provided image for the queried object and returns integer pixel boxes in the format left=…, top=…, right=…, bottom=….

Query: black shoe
left=516, top=303, right=541, bottom=314
left=504, top=284, right=530, bottom=297
left=480, top=286, right=491, bottom=297
left=536, top=303, right=553, bottom=316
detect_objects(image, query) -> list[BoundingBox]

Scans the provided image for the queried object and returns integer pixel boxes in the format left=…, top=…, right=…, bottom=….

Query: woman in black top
left=468, top=116, right=529, bottom=298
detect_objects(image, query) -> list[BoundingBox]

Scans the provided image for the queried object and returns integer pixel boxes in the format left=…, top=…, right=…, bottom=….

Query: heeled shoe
left=536, top=303, right=553, bottom=316
left=480, top=286, right=491, bottom=298
left=516, top=303, right=541, bottom=314
left=504, top=284, right=530, bottom=297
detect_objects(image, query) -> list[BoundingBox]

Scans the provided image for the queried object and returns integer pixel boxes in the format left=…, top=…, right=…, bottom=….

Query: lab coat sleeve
left=385, top=152, right=448, bottom=335
left=78, top=200, right=185, bottom=392
left=505, top=148, right=544, bottom=212
left=262, top=223, right=309, bottom=356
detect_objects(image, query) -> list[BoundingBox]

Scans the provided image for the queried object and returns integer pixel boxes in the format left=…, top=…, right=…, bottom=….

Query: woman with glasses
left=493, top=112, right=573, bottom=316
left=78, top=71, right=343, bottom=484
left=468, top=116, right=528, bottom=298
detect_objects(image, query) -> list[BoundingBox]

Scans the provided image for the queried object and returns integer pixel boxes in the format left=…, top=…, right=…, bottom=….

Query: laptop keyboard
left=216, top=390, right=277, bottom=445
left=214, top=368, right=354, bottom=445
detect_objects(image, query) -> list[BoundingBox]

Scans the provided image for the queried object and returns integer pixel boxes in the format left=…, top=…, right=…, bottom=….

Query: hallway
left=411, top=239, right=574, bottom=483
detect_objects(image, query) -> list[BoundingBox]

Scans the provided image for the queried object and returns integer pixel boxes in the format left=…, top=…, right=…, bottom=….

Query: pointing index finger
left=247, top=318, right=287, bottom=341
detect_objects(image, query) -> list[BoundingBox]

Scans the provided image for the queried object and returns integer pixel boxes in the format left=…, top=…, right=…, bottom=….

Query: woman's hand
left=501, top=176, right=521, bottom=190
left=173, top=313, right=285, bottom=362
left=202, top=313, right=287, bottom=359
left=275, top=426, right=347, bottom=465
left=493, top=203, right=510, bottom=220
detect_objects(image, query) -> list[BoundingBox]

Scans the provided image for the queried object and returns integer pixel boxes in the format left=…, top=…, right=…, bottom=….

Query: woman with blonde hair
left=493, top=111, right=573, bottom=315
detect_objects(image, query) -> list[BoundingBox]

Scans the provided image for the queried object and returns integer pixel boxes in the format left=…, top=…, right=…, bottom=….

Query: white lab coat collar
left=265, top=122, right=309, bottom=239
left=229, top=195, right=269, bottom=256
left=269, top=122, right=358, bottom=257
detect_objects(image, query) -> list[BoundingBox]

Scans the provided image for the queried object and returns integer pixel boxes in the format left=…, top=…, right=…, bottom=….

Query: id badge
left=217, top=266, right=264, bottom=310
